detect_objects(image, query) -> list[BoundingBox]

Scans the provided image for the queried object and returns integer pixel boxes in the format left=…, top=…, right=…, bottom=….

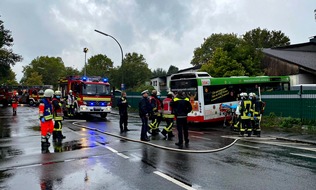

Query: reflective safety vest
left=150, top=96, right=162, bottom=116
left=240, top=99, right=252, bottom=120
left=52, top=98, right=64, bottom=121
left=163, top=97, right=174, bottom=118
left=39, top=98, right=53, bottom=121
left=67, top=94, right=74, bottom=105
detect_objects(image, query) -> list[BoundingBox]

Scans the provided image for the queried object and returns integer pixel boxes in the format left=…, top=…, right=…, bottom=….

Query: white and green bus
left=170, top=72, right=290, bottom=123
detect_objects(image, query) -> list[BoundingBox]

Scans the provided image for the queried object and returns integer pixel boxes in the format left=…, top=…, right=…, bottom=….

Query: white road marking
left=154, top=171, right=196, bottom=190
left=95, top=141, right=129, bottom=159
left=235, top=143, right=260, bottom=149
left=117, top=153, right=129, bottom=159
left=191, top=135, right=212, bottom=141
left=290, top=153, right=316, bottom=159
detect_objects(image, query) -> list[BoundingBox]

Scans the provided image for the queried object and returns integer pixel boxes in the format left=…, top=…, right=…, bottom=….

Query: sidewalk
left=110, top=109, right=316, bottom=145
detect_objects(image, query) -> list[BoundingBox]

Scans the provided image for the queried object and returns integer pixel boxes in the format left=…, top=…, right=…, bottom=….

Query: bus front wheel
left=100, top=113, right=107, bottom=119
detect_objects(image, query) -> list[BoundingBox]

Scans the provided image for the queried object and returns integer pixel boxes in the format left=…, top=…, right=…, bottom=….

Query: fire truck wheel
left=29, top=100, right=34, bottom=106
left=2, top=100, right=8, bottom=107
left=100, top=113, right=107, bottom=119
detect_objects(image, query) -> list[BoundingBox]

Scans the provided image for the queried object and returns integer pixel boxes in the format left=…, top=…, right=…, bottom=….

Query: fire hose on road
left=72, top=121, right=239, bottom=153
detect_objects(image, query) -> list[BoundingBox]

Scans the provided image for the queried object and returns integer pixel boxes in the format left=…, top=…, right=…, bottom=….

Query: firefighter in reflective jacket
left=239, top=92, right=253, bottom=137
left=39, top=89, right=54, bottom=150
left=52, top=90, right=66, bottom=142
left=67, top=90, right=75, bottom=117
left=149, top=90, right=162, bottom=135
left=11, top=92, right=19, bottom=116
left=161, top=91, right=175, bottom=140
left=249, top=92, right=266, bottom=137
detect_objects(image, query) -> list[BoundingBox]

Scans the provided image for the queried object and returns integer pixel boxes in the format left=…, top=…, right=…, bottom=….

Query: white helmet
left=240, top=92, right=248, bottom=99
left=54, top=90, right=62, bottom=96
left=44, top=89, right=54, bottom=98
left=167, top=91, right=174, bottom=96
left=157, top=91, right=161, bottom=96
left=69, top=90, right=73, bottom=93
left=15, top=92, right=18, bottom=96
left=249, top=92, right=256, bottom=98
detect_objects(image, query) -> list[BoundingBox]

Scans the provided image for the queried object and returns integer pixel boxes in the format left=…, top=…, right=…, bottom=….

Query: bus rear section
left=170, top=72, right=290, bottom=124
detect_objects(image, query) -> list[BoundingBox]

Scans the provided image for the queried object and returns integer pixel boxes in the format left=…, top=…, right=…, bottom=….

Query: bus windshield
left=82, top=84, right=110, bottom=95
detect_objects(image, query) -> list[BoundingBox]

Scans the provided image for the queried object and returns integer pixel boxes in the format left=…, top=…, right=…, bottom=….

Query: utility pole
left=83, top=47, right=88, bottom=76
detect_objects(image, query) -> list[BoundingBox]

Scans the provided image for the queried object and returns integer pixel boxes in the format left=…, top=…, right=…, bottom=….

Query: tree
left=0, top=68, right=18, bottom=85
left=167, top=65, right=179, bottom=75
left=21, top=56, right=66, bottom=88
left=152, top=68, right=167, bottom=77
left=200, top=48, right=246, bottom=77
left=65, top=66, right=80, bottom=77
left=120, top=52, right=152, bottom=91
left=198, top=34, right=264, bottom=77
left=0, top=17, right=22, bottom=83
left=191, top=33, right=240, bottom=66
left=23, top=71, right=43, bottom=86
left=82, top=54, right=113, bottom=77
left=243, top=27, right=290, bottom=48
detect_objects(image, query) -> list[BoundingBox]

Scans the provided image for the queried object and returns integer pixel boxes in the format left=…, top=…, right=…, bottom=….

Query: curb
left=275, top=137, right=316, bottom=145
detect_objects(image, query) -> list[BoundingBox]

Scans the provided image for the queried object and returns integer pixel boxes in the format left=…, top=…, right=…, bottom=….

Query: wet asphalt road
left=0, top=105, right=315, bottom=190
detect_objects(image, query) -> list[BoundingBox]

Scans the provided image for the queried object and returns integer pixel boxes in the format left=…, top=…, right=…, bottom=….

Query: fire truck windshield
left=82, top=84, right=110, bottom=95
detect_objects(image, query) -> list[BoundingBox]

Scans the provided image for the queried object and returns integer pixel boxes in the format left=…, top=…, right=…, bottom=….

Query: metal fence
left=262, top=90, right=316, bottom=120
left=114, top=90, right=316, bottom=121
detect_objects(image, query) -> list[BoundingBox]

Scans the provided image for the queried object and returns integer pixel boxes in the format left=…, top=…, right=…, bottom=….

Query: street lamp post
left=83, top=47, right=88, bottom=76
left=94, top=29, right=124, bottom=90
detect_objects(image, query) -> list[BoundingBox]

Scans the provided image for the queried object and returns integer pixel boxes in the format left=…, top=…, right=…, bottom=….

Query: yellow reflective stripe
left=82, top=97, right=111, bottom=101
left=163, top=114, right=174, bottom=118
left=44, top=115, right=53, bottom=120
left=54, top=116, right=63, bottom=120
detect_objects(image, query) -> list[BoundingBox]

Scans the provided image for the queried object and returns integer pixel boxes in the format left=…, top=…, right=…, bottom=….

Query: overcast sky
left=1, top=0, right=315, bottom=82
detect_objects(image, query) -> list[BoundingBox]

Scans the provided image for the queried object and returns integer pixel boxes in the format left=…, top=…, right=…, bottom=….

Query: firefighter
left=67, top=90, right=75, bottom=117
left=161, top=91, right=175, bottom=140
left=11, top=92, right=19, bottom=116
left=117, top=91, right=129, bottom=133
left=173, top=91, right=192, bottom=148
left=52, top=90, right=66, bottom=142
left=156, top=91, right=163, bottom=129
left=239, top=92, right=253, bottom=137
left=249, top=92, right=266, bottom=137
left=148, top=90, right=162, bottom=135
left=39, top=89, right=54, bottom=151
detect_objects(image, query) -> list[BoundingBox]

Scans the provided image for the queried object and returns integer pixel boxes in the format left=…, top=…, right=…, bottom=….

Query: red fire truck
left=0, top=85, right=52, bottom=107
left=0, top=85, right=13, bottom=107
left=58, top=76, right=112, bottom=118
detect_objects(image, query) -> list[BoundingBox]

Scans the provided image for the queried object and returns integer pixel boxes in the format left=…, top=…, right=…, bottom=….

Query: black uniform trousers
left=176, top=117, right=189, bottom=145
left=140, top=116, right=149, bottom=140
left=119, top=113, right=128, bottom=131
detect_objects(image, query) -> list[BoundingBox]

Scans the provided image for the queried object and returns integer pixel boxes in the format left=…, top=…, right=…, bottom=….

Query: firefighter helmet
left=44, top=89, right=54, bottom=98
left=54, top=90, right=62, bottom=96
left=69, top=90, right=73, bottom=94
left=240, top=92, right=248, bottom=99
left=249, top=92, right=256, bottom=98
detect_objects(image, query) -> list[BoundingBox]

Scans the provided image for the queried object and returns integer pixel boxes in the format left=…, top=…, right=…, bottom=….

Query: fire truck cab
left=58, top=76, right=112, bottom=118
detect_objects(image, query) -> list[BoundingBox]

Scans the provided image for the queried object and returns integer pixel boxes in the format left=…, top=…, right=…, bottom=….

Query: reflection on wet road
left=0, top=106, right=315, bottom=190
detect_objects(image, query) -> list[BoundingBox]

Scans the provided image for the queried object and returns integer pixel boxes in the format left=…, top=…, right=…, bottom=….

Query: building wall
left=263, top=56, right=299, bottom=76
